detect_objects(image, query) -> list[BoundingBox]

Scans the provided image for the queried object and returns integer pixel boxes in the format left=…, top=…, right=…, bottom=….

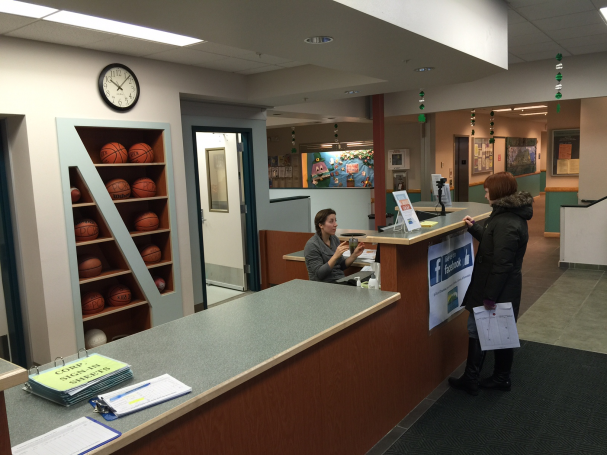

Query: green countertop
left=365, top=201, right=491, bottom=245
left=5, top=280, right=399, bottom=449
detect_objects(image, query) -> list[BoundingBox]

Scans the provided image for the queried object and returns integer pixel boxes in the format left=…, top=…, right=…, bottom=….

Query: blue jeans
left=467, top=312, right=478, bottom=339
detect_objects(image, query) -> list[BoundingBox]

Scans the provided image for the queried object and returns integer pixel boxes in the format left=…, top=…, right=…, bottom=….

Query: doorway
left=192, top=127, right=260, bottom=310
left=454, top=136, right=470, bottom=202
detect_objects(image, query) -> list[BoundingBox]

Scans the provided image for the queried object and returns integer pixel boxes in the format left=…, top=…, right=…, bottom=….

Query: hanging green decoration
left=555, top=53, right=563, bottom=112
left=291, top=127, right=297, bottom=153
left=418, top=113, right=426, bottom=123
left=419, top=89, right=425, bottom=110
left=334, top=123, right=339, bottom=148
left=489, top=111, right=495, bottom=144
left=470, top=110, right=475, bottom=136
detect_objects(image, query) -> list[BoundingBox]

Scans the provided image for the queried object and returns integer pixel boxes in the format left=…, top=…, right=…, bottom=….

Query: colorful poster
left=270, top=156, right=278, bottom=167
left=285, top=166, right=293, bottom=178
left=428, top=232, right=474, bottom=330
left=278, top=167, right=285, bottom=178
left=506, top=137, right=537, bottom=176
left=283, top=154, right=292, bottom=166
left=558, top=143, right=572, bottom=160
left=304, top=150, right=374, bottom=188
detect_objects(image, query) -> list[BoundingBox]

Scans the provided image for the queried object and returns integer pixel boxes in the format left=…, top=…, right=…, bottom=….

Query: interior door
left=454, top=137, right=470, bottom=202
left=196, top=132, right=246, bottom=290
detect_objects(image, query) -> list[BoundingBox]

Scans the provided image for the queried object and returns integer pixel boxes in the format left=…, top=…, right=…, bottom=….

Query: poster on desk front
left=427, top=232, right=474, bottom=330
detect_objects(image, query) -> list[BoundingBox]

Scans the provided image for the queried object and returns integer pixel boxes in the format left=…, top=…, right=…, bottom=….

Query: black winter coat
left=462, top=191, right=534, bottom=319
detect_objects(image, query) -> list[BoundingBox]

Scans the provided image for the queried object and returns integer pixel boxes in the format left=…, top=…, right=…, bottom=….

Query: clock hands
left=108, top=78, right=122, bottom=91
left=117, top=75, right=132, bottom=90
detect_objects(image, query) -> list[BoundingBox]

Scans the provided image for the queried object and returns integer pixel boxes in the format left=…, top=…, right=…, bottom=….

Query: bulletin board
left=472, top=138, right=494, bottom=175
left=302, top=149, right=374, bottom=188
left=551, top=129, right=580, bottom=176
left=506, top=137, right=537, bottom=177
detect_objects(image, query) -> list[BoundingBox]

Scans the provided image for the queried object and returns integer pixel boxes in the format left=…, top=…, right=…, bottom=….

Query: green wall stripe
left=545, top=190, right=578, bottom=233
left=540, top=171, right=546, bottom=192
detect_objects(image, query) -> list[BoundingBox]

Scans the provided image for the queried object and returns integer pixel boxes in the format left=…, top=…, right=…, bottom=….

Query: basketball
left=134, top=211, right=159, bottom=232
left=106, top=284, right=132, bottom=307
left=71, top=187, right=81, bottom=203
left=128, top=143, right=154, bottom=163
left=153, top=276, right=166, bottom=292
left=81, top=291, right=105, bottom=315
left=105, top=179, right=131, bottom=200
left=131, top=178, right=157, bottom=198
left=78, top=256, right=102, bottom=278
left=84, top=329, right=107, bottom=349
left=75, top=219, right=99, bottom=242
left=139, top=244, right=161, bottom=263
left=100, top=142, right=128, bottom=164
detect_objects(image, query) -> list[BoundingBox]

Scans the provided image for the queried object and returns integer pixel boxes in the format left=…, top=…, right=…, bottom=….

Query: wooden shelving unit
left=67, top=125, right=175, bottom=344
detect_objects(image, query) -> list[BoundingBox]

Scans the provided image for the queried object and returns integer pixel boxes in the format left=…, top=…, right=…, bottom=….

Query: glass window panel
left=206, top=147, right=229, bottom=212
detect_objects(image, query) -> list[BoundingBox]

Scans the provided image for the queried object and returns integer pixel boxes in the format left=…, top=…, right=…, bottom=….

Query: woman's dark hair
left=315, top=208, right=336, bottom=236
left=484, top=172, right=517, bottom=200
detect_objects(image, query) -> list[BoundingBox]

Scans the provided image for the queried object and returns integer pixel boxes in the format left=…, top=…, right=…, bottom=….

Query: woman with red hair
left=449, top=172, right=534, bottom=396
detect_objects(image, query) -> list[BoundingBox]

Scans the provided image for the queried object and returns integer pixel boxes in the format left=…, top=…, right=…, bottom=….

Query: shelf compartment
left=96, top=166, right=167, bottom=198
left=130, top=228, right=170, bottom=238
left=83, top=303, right=151, bottom=343
left=116, top=198, right=170, bottom=233
left=75, top=126, right=166, bottom=164
left=79, top=269, right=131, bottom=284
left=114, top=196, right=168, bottom=204
left=69, top=167, right=94, bottom=204
left=76, top=237, right=114, bottom=246
left=73, top=202, right=96, bottom=208
left=73, top=205, right=112, bottom=244
left=82, top=299, right=148, bottom=321
left=95, top=163, right=165, bottom=167
left=148, top=263, right=174, bottom=294
left=132, top=231, right=172, bottom=265
left=80, top=273, right=146, bottom=310
left=147, top=259, right=172, bottom=269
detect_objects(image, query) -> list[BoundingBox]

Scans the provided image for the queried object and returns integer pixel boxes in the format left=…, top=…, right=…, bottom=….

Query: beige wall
left=0, top=36, right=250, bottom=364
left=580, top=97, right=607, bottom=201
left=435, top=111, right=545, bottom=188
left=546, top=100, right=580, bottom=189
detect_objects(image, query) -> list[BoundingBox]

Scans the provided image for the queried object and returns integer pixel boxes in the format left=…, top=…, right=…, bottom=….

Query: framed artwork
left=206, top=147, right=228, bottom=212
left=505, top=137, right=537, bottom=176
left=472, top=138, right=494, bottom=174
left=552, top=129, right=580, bottom=176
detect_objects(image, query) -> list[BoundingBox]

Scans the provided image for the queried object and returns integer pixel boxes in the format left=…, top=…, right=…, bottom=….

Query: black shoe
left=449, top=338, right=485, bottom=396
left=480, top=348, right=513, bottom=391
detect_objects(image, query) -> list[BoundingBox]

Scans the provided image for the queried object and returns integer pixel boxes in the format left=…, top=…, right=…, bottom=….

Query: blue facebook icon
left=429, top=257, right=442, bottom=286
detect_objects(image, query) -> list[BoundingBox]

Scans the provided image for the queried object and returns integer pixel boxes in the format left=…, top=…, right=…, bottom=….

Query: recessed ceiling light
left=520, top=112, right=547, bottom=116
left=344, top=90, right=359, bottom=94
left=601, top=7, right=607, bottom=21
left=513, top=105, right=547, bottom=111
left=493, top=108, right=513, bottom=112
left=0, top=0, right=57, bottom=18
left=414, top=67, right=434, bottom=72
left=44, top=11, right=202, bottom=46
left=304, top=36, right=333, bottom=44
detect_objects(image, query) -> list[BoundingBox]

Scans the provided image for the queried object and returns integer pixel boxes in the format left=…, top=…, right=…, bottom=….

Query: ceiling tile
left=507, top=9, right=528, bottom=24
left=506, top=0, right=552, bottom=7
left=0, top=13, right=37, bottom=34
left=83, top=36, right=175, bottom=57
left=199, top=58, right=268, bottom=72
left=508, top=53, right=525, bottom=64
left=515, top=0, right=595, bottom=21
left=276, top=61, right=305, bottom=68
left=6, top=21, right=111, bottom=46
left=509, top=40, right=564, bottom=55
left=558, top=33, right=607, bottom=47
left=508, top=28, right=553, bottom=47
left=591, top=0, right=607, bottom=8
left=188, top=41, right=292, bottom=64
left=567, top=42, right=607, bottom=54
left=146, top=48, right=227, bottom=66
left=509, top=20, right=541, bottom=35
left=238, top=65, right=283, bottom=75
left=544, top=23, right=607, bottom=40
left=516, top=48, right=572, bottom=61
left=533, top=11, right=603, bottom=30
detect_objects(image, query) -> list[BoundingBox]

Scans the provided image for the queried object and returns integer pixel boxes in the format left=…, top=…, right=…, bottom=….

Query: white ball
left=84, top=329, right=107, bottom=349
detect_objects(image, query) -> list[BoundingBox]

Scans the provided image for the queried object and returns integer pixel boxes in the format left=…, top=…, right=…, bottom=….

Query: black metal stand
left=437, top=186, right=447, bottom=217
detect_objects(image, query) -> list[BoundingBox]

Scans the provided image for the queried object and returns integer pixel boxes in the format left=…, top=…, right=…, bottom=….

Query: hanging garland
left=471, top=109, right=475, bottom=136
left=291, top=127, right=297, bottom=153
left=418, top=90, right=426, bottom=122
left=489, top=111, right=495, bottom=144
left=555, top=53, right=563, bottom=113
left=334, top=123, right=339, bottom=144
left=339, top=149, right=374, bottom=168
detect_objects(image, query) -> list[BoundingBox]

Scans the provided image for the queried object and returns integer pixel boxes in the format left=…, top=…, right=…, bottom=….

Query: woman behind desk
left=304, top=209, right=365, bottom=282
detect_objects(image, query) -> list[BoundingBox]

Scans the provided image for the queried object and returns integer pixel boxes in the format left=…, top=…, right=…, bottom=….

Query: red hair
left=484, top=172, right=517, bottom=200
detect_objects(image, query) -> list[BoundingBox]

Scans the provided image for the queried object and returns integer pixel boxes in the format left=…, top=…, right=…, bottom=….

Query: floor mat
left=385, top=341, right=607, bottom=455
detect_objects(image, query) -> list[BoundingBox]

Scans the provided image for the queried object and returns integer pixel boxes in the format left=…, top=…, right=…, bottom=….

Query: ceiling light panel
left=0, top=0, right=57, bottom=18
left=598, top=7, right=606, bottom=21
left=44, top=11, right=202, bottom=46
left=520, top=112, right=547, bottom=116
left=492, top=108, right=512, bottom=112
left=513, top=105, right=547, bottom=110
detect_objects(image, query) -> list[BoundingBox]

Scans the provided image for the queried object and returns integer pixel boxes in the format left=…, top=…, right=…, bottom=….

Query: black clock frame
left=98, top=63, right=140, bottom=112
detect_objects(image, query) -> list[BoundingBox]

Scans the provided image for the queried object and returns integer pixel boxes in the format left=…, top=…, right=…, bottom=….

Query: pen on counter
left=109, top=382, right=150, bottom=402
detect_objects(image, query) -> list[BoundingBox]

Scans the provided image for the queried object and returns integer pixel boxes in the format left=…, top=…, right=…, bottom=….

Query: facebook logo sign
left=429, top=244, right=473, bottom=287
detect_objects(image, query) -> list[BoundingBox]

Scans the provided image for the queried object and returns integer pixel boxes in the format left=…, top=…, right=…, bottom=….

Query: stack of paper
left=25, top=354, right=133, bottom=407
left=94, top=374, right=191, bottom=418
left=343, top=249, right=376, bottom=263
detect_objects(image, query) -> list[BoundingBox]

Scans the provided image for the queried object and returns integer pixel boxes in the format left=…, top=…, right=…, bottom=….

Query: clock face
left=98, top=64, right=140, bottom=111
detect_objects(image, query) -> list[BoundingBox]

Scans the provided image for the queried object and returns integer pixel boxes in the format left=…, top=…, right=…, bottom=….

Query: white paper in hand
left=473, top=303, right=520, bottom=351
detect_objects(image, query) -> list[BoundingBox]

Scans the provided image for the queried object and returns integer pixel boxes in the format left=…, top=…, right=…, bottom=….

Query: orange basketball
left=134, top=212, right=159, bottom=232
left=71, top=187, right=81, bottom=203
left=153, top=276, right=166, bottom=292
left=81, top=291, right=105, bottom=315
left=106, top=284, right=132, bottom=307
left=139, top=244, right=161, bottom=264
left=78, top=256, right=102, bottom=278
left=131, top=178, right=157, bottom=198
left=100, top=142, right=128, bottom=164
left=75, top=219, right=99, bottom=242
left=128, top=143, right=154, bottom=163
left=105, top=179, right=131, bottom=200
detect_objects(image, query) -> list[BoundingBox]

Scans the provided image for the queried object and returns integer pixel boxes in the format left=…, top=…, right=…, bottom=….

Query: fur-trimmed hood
left=492, top=191, right=534, bottom=220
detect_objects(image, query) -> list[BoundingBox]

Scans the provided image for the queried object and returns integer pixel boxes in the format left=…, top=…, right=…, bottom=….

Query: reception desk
left=0, top=358, right=28, bottom=455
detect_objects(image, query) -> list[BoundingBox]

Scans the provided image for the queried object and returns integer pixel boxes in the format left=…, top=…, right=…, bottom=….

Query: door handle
left=200, top=209, right=206, bottom=223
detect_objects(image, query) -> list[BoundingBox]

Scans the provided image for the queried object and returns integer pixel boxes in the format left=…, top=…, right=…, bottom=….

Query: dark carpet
left=386, top=341, right=607, bottom=455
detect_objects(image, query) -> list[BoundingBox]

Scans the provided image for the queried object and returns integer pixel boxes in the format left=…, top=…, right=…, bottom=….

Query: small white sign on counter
left=393, top=190, right=421, bottom=231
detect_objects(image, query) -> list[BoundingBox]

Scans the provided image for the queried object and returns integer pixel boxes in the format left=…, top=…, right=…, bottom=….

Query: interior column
left=372, top=94, right=386, bottom=229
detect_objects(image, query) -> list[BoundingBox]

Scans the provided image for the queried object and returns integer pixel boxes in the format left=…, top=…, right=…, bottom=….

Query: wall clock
left=98, top=63, right=140, bottom=112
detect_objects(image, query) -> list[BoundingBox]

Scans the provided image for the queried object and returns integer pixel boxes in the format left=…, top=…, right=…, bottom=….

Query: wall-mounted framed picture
left=206, top=147, right=229, bottom=212
left=506, top=137, right=537, bottom=176
left=551, top=129, right=580, bottom=176
left=472, top=138, right=494, bottom=175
